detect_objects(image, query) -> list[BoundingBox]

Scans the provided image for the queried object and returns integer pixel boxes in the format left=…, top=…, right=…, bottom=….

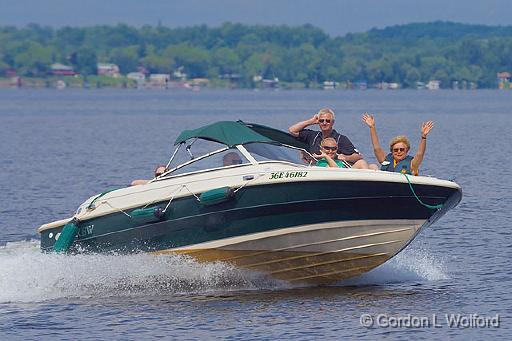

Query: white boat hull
left=161, top=219, right=425, bottom=284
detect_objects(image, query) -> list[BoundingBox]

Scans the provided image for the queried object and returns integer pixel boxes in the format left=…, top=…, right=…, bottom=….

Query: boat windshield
left=162, top=140, right=311, bottom=178
left=164, top=139, right=250, bottom=177
left=244, top=143, right=310, bottom=164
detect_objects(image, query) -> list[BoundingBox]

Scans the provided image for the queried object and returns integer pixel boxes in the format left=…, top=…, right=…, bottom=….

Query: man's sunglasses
left=392, top=147, right=406, bottom=152
left=322, top=146, right=337, bottom=151
left=319, top=119, right=331, bottom=123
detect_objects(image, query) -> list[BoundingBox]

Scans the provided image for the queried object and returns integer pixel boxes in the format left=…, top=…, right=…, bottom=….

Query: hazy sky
left=2, top=0, right=512, bottom=36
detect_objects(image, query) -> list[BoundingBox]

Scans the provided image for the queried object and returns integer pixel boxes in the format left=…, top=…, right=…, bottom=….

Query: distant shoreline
left=0, top=77, right=501, bottom=91
left=2, top=22, right=512, bottom=90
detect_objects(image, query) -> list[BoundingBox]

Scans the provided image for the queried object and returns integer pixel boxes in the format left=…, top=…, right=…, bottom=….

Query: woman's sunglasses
left=322, top=146, right=337, bottom=151
left=319, top=119, right=331, bottom=123
left=392, top=147, right=406, bottom=152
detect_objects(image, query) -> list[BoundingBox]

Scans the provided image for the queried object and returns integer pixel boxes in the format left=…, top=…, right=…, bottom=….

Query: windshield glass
left=244, top=143, right=310, bottom=165
left=165, top=139, right=250, bottom=176
left=163, top=141, right=310, bottom=178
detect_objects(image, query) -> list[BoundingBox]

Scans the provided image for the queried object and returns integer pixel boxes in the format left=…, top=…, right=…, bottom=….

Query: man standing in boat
left=288, top=108, right=373, bottom=169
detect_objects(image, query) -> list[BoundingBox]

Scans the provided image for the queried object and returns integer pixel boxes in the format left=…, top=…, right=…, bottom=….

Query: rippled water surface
left=0, top=89, right=510, bottom=339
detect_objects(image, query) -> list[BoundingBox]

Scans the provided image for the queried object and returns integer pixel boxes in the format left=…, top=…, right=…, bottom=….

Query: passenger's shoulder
left=299, top=128, right=319, bottom=138
left=300, top=128, right=317, bottom=134
left=331, top=129, right=346, bottom=139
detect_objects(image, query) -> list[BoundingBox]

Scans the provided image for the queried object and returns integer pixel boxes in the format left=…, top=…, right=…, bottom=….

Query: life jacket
left=380, top=154, right=417, bottom=175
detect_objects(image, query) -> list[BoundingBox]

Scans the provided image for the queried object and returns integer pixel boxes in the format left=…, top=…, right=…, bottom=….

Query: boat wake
left=341, top=246, right=449, bottom=286
left=0, top=240, right=288, bottom=303
left=0, top=240, right=448, bottom=303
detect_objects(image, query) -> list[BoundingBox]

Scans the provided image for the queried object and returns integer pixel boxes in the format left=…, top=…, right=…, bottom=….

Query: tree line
left=1, top=21, right=511, bottom=88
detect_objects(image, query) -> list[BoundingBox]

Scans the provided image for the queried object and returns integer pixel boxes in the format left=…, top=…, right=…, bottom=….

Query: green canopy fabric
left=241, top=121, right=308, bottom=150
left=174, top=120, right=308, bottom=150
left=174, top=121, right=275, bottom=147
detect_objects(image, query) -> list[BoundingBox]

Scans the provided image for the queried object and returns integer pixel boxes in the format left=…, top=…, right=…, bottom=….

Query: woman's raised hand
left=421, top=120, right=434, bottom=137
left=361, top=112, right=375, bottom=128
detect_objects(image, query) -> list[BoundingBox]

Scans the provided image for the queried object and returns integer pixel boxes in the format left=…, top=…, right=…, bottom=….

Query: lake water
left=0, top=89, right=510, bottom=339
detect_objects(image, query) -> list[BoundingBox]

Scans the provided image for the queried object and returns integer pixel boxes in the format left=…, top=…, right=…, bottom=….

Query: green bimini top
left=174, top=120, right=308, bottom=149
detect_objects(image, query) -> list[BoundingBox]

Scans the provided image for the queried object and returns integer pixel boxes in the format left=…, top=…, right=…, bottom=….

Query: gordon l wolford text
left=360, top=313, right=500, bottom=328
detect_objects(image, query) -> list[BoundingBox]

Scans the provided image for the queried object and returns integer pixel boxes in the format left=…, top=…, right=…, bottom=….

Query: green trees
left=1, top=22, right=511, bottom=88
left=70, top=48, right=97, bottom=76
left=211, top=47, right=241, bottom=76
left=13, top=42, right=52, bottom=77
left=164, top=44, right=209, bottom=78
left=0, top=60, right=9, bottom=75
left=110, top=46, right=139, bottom=74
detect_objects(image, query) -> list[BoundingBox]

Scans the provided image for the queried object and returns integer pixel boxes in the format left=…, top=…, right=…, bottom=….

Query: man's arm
left=131, top=179, right=149, bottom=186
left=338, top=152, right=362, bottom=163
left=335, top=134, right=363, bottom=163
left=288, top=114, right=319, bottom=137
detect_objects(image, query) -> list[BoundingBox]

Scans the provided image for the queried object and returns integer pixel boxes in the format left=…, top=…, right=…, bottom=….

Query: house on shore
left=127, top=72, right=146, bottom=82
left=173, top=66, right=187, bottom=80
left=497, top=72, right=511, bottom=89
left=323, top=81, right=337, bottom=90
left=148, top=74, right=170, bottom=88
left=373, top=82, right=400, bottom=90
left=426, top=80, right=441, bottom=90
left=97, top=63, right=121, bottom=77
left=127, top=72, right=146, bottom=87
left=49, top=63, right=76, bottom=76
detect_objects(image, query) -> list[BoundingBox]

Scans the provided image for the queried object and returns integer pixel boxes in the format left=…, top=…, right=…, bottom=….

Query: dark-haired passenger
left=223, top=152, right=243, bottom=166
left=131, top=165, right=167, bottom=186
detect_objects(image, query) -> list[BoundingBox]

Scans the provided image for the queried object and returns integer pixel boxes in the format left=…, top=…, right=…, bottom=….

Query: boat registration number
left=269, top=171, right=308, bottom=179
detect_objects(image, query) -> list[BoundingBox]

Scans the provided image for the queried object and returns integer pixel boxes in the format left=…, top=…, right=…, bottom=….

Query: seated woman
left=362, top=113, right=434, bottom=175
left=314, top=138, right=347, bottom=168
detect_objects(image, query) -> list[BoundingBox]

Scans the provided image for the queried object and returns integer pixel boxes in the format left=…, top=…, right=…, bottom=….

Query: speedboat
left=38, top=121, right=462, bottom=284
